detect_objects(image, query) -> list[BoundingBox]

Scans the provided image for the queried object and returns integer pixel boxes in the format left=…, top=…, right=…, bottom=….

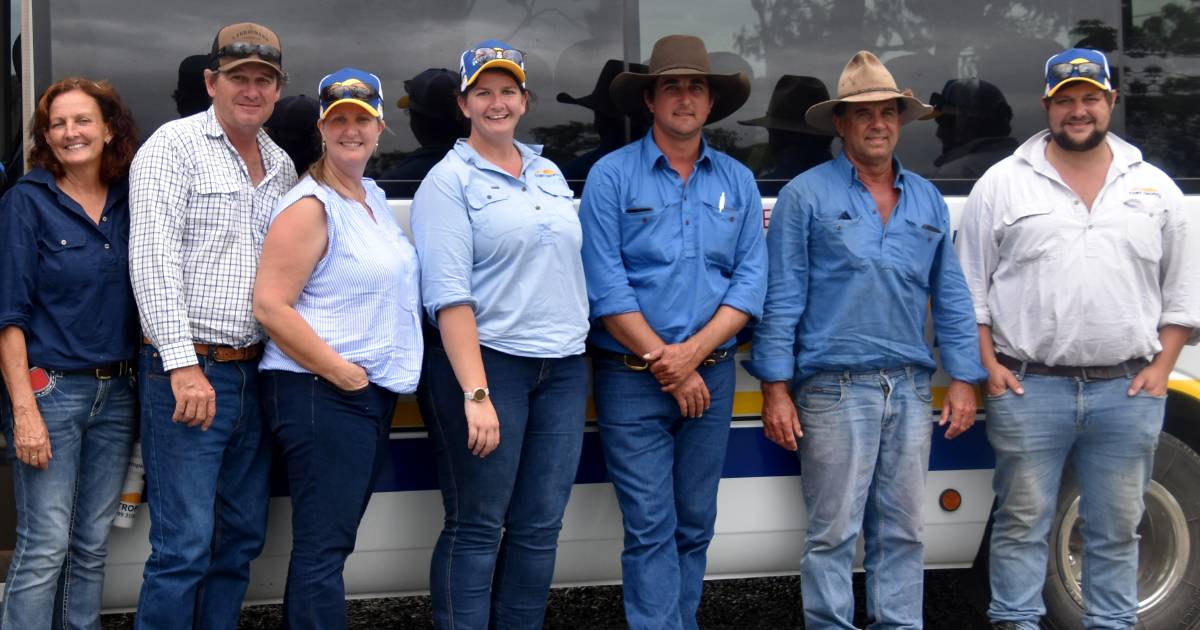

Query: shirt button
left=535, top=205, right=541, bottom=210
left=60, top=239, right=67, bottom=245
left=101, top=216, right=109, bottom=222
left=521, top=186, right=527, bottom=192
left=1087, top=224, right=1094, bottom=230
left=104, top=243, right=111, bottom=249
left=487, top=195, right=492, bottom=199
left=685, top=220, right=690, bottom=225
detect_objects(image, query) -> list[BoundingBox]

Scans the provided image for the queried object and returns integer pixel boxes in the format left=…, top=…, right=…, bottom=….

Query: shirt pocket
left=535, top=178, right=582, bottom=246
left=38, top=232, right=91, bottom=289
left=1121, top=201, right=1164, bottom=264
left=809, top=215, right=867, bottom=272
left=187, top=177, right=240, bottom=235
left=620, top=203, right=677, bottom=266
left=464, top=184, right=519, bottom=239
left=701, top=199, right=742, bottom=275
left=895, top=219, right=941, bottom=286
left=1000, top=204, right=1062, bottom=263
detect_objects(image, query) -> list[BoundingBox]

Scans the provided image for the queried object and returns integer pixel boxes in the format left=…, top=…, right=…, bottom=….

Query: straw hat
left=609, top=35, right=750, bottom=124
left=804, top=51, right=931, bottom=134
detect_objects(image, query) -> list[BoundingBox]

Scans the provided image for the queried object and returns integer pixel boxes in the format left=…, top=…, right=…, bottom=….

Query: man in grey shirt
left=956, top=47, right=1200, bottom=630
left=128, top=22, right=295, bottom=629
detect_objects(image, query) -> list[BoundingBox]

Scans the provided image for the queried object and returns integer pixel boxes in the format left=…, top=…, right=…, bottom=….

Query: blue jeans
left=986, top=371, right=1164, bottom=630
left=420, top=345, right=587, bottom=630
left=796, top=367, right=933, bottom=630
left=1, top=372, right=136, bottom=630
left=592, top=355, right=736, bottom=630
left=260, top=370, right=398, bottom=630
left=134, top=345, right=271, bottom=630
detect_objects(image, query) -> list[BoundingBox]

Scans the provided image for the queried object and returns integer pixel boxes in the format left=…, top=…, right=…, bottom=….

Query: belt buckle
left=702, top=350, right=728, bottom=368
left=623, top=354, right=649, bottom=372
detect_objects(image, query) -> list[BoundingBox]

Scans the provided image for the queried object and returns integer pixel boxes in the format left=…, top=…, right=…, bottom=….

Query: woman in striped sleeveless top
left=252, top=68, right=422, bottom=629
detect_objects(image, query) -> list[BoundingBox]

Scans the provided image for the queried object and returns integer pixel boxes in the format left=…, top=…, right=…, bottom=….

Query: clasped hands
left=643, top=340, right=710, bottom=418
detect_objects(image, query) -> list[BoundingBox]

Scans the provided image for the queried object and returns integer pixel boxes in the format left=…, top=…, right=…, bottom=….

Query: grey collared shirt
left=129, top=107, right=297, bottom=371
left=956, top=131, right=1200, bottom=366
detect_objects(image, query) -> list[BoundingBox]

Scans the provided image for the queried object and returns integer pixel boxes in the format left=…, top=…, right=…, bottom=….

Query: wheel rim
left=1055, top=480, right=1190, bottom=613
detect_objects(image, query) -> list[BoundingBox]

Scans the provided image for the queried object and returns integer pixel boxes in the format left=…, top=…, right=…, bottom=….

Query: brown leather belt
left=996, top=354, right=1148, bottom=380
left=62, top=360, right=135, bottom=379
left=143, top=337, right=263, bottom=362
left=589, top=347, right=731, bottom=371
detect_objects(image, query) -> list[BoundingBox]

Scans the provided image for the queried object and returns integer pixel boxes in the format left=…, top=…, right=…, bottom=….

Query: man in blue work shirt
left=743, top=51, right=987, bottom=629
left=579, top=34, right=767, bottom=630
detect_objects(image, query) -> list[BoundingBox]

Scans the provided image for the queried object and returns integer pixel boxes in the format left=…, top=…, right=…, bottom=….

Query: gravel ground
left=100, top=569, right=992, bottom=629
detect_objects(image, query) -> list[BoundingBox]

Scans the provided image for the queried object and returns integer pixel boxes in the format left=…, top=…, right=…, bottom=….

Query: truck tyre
left=1043, top=432, right=1200, bottom=629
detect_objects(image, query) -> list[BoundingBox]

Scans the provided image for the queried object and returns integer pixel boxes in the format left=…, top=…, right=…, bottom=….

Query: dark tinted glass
left=1123, top=0, right=1200, bottom=184
left=2, top=0, right=17, bottom=193
left=44, top=0, right=621, bottom=194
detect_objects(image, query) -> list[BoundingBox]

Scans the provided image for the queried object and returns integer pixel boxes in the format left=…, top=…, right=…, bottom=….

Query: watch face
left=470, top=388, right=487, bottom=401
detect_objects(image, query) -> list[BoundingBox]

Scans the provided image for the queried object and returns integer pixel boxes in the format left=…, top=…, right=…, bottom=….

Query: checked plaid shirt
left=129, top=107, right=296, bottom=371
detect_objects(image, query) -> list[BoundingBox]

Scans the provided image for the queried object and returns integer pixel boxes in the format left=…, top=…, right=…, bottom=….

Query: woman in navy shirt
left=0, top=77, right=140, bottom=629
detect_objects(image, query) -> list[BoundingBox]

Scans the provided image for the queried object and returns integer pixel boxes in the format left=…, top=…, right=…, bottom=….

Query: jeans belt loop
left=1018, top=360, right=1028, bottom=380
left=841, top=369, right=851, bottom=384
left=96, top=367, right=112, bottom=381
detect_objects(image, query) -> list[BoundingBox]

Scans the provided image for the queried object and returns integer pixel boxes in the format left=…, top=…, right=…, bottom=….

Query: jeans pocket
left=796, top=383, right=844, bottom=413
left=913, top=371, right=933, bottom=403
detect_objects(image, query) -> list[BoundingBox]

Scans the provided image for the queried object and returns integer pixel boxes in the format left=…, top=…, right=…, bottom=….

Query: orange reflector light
left=939, top=489, right=962, bottom=512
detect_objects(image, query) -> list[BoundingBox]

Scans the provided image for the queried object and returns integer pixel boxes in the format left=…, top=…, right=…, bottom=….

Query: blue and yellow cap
left=318, top=68, right=384, bottom=120
left=459, top=39, right=526, bottom=92
left=1044, top=48, right=1112, bottom=98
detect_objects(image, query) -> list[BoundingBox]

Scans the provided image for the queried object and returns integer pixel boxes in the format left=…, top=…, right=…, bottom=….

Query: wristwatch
left=464, top=387, right=489, bottom=402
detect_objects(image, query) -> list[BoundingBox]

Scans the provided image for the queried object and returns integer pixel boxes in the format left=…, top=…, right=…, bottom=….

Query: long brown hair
left=29, top=77, right=139, bottom=183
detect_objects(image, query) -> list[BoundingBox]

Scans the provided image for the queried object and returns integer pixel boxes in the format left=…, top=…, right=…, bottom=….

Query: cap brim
left=1045, top=76, right=1111, bottom=98
left=609, top=70, right=750, bottom=124
left=217, top=57, right=283, bottom=75
left=462, top=59, right=526, bottom=91
left=321, top=98, right=383, bottom=119
left=804, top=91, right=933, bottom=134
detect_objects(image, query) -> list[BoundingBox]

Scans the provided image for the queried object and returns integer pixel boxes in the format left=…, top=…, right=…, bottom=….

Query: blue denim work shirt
left=579, top=133, right=768, bottom=353
left=411, top=139, right=589, bottom=358
left=744, top=152, right=987, bottom=384
left=0, top=167, right=139, bottom=369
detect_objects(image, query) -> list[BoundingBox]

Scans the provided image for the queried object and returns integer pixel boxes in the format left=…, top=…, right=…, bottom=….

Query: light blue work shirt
left=411, top=139, right=588, bottom=358
left=579, top=133, right=767, bottom=353
left=743, top=152, right=987, bottom=384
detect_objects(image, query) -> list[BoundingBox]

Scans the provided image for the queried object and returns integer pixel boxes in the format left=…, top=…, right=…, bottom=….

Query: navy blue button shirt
left=0, top=168, right=138, bottom=369
left=744, top=152, right=987, bottom=384
left=580, top=133, right=767, bottom=353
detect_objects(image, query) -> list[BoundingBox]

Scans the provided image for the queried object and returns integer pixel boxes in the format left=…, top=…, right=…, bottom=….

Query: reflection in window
left=1124, top=0, right=1200, bottom=179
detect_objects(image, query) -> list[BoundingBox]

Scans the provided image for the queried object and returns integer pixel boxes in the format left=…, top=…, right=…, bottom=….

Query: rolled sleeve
left=1158, top=186, right=1200, bottom=343
left=128, top=132, right=197, bottom=371
left=930, top=197, right=987, bottom=382
left=0, top=188, right=37, bottom=332
left=411, top=167, right=478, bottom=320
left=955, top=177, right=998, bottom=327
left=579, top=162, right=640, bottom=319
left=721, top=173, right=768, bottom=321
left=744, top=185, right=809, bottom=383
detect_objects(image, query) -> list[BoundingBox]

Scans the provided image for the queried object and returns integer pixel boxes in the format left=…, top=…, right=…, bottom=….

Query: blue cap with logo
left=459, top=39, right=526, bottom=92
left=1044, top=48, right=1112, bottom=98
left=318, top=68, right=384, bottom=120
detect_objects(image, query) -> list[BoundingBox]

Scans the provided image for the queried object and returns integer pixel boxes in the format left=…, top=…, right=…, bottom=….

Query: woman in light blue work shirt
left=410, top=39, right=589, bottom=630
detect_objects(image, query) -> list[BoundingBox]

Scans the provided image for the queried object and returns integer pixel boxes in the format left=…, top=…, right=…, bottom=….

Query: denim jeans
left=1, top=372, right=136, bottom=630
left=134, top=345, right=272, bottom=630
left=260, top=370, right=398, bottom=630
left=420, top=344, right=587, bottom=630
left=986, top=371, right=1164, bottom=630
left=795, top=367, right=933, bottom=630
left=591, top=355, right=736, bottom=630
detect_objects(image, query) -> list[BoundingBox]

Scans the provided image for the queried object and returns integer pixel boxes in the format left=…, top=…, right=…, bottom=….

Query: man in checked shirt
left=128, top=23, right=296, bottom=628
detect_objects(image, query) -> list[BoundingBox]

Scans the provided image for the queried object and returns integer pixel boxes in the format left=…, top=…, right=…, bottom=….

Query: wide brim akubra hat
left=609, top=34, right=751, bottom=125
left=738, top=75, right=832, bottom=135
left=804, top=50, right=932, bottom=134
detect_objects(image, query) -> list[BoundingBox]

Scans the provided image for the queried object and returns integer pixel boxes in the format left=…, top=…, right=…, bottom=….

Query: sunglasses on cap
left=470, top=46, right=525, bottom=68
left=215, top=42, right=282, bottom=64
left=320, top=81, right=379, bottom=104
left=1048, top=61, right=1106, bottom=84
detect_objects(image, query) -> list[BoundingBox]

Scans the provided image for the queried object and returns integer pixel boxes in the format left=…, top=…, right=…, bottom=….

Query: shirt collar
left=1018, top=129, right=1144, bottom=180
left=22, top=166, right=129, bottom=217
left=202, top=106, right=288, bottom=180
left=639, top=131, right=713, bottom=172
left=833, top=150, right=908, bottom=190
left=452, top=137, right=545, bottom=176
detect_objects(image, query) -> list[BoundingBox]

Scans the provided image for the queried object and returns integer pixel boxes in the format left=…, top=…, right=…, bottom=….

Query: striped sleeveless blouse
left=260, top=175, right=422, bottom=393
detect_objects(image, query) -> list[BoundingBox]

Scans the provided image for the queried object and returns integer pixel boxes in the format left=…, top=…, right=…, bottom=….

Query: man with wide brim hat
left=580, top=33, right=766, bottom=630
left=745, top=49, right=986, bottom=630
left=608, top=34, right=750, bottom=124
left=738, top=75, right=834, bottom=179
